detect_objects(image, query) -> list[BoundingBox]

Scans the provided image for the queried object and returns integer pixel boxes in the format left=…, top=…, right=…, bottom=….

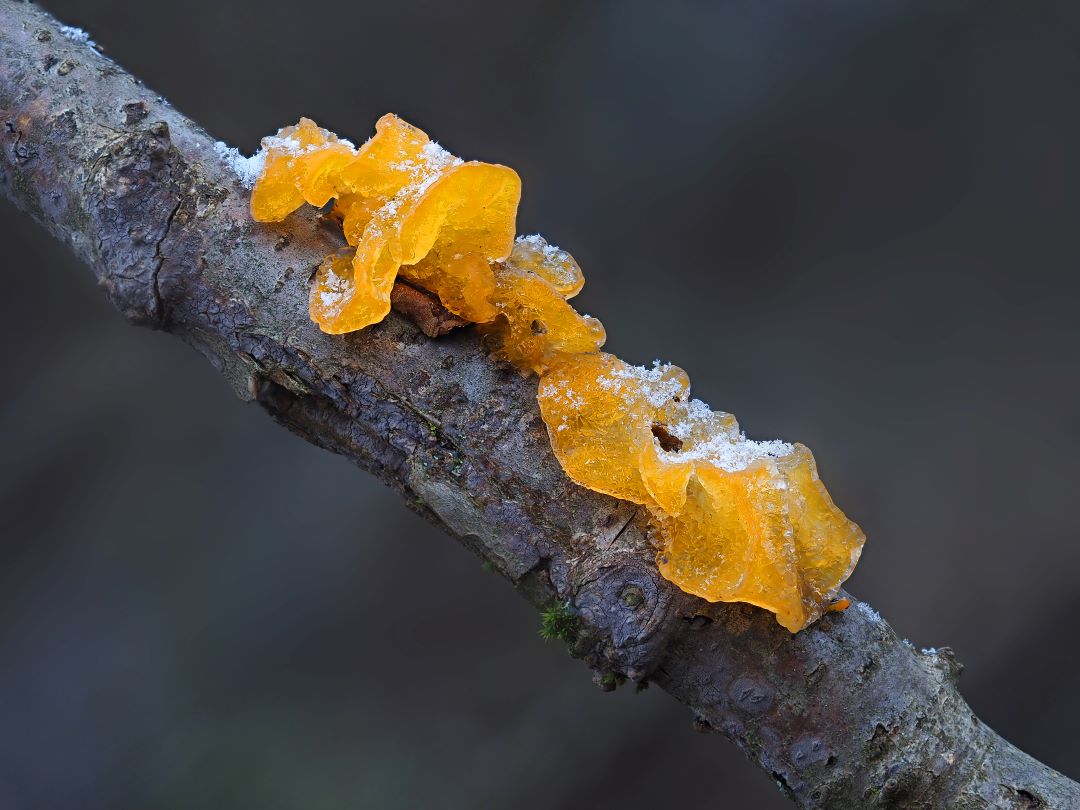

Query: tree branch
left=1, top=3, right=1076, bottom=807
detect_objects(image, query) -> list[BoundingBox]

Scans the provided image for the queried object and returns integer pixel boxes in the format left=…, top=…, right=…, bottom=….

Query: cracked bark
left=1, top=3, right=1077, bottom=807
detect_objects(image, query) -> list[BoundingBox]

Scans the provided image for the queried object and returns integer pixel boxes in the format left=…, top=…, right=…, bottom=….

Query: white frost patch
left=681, top=435, right=794, bottom=471
left=598, top=359, right=686, bottom=408
left=315, top=258, right=353, bottom=313
left=212, top=141, right=266, bottom=188
left=363, top=139, right=462, bottom=231
left=412, top=142, right=463, bottom=196
left=421, top=140, right=458, bottom=166
left=593, top=359, right=794, bottom=470
left=259, top=133, right=305, bottom=156
left=852, top=600, right=881, bottom=624
left=543, top=355, right=796, bottom=475
left=509, top=234, right=583, bottom=293
left=59, top=25, right=97, bottom=48
left=218, top=121, right=363, bottom=190
left=517, top=233, right=569, bottom=266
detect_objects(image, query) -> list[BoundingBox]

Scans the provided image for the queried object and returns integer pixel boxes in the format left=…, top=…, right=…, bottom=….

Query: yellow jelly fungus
left=483, top=235, right=604, bottom=374
left=537, top=353, right=864, bottom=632
left=251, top=114, right=865, bottom=631
left=253, top=114, right=520, bottom=333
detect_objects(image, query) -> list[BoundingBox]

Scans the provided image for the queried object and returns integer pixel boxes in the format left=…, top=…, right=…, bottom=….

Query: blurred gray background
left=2, top=1, right=1079, bottom=808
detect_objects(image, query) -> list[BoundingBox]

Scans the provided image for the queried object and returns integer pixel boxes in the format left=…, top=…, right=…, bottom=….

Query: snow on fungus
left=251, top=114, right=866, bottom=631
left=537, top=353, right=864, bottom=632
left=251, top=115, right=519, bottom=333
left=477, top=236, right=605, bottom=374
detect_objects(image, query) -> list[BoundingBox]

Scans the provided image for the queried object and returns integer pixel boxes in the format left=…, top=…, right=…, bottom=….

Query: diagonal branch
left=1, top=3, right=1076, bottom=807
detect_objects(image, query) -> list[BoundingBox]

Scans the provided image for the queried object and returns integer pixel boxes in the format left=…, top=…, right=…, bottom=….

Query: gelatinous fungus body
left=251, top=115, right=865, bottom=632
left=253, top=114, right=520, bottom=333
left=538, top=353, right=865, bottom=632
left=479, top=236, right=605, bottom=374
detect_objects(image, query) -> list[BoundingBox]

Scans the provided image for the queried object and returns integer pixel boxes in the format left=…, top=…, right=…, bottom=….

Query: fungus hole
left=651, top=422, right=683, bottom=452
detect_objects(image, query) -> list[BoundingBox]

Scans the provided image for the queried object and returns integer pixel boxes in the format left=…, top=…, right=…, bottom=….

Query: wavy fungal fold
left=250, top=114, right=865, bottom=631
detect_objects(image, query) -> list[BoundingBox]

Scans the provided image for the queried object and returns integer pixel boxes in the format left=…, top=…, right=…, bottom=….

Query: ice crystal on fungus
left=252, top=115, right=519, bottom=333
left=537, top=354, right=863, bottom=631
left=251, top=115, right=866, bottom=632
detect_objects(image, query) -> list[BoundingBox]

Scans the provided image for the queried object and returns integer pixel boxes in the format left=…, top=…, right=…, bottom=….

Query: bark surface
left=1, top=3, right=1076, bottom=807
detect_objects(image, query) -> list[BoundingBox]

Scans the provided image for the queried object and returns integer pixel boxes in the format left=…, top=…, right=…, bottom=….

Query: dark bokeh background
left=2, top=1, right=1079, bottom=807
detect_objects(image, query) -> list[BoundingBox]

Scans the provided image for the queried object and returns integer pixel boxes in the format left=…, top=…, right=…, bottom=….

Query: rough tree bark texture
left=1, top=3, right=1076, bottom=807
